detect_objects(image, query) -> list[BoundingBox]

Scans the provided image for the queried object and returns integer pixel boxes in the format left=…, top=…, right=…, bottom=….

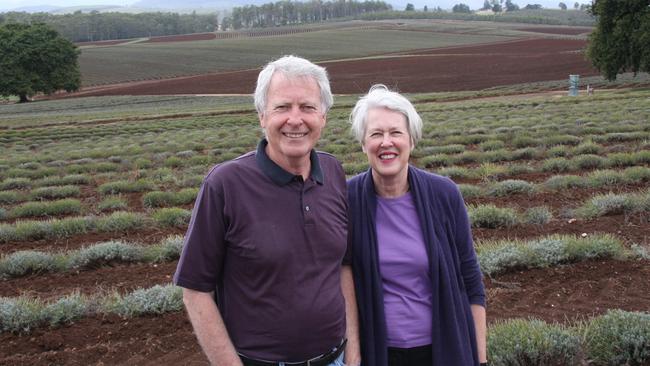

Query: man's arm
left=340, top=265, right=361, bottom=366
left=471, top=304, right=487, bottom=364
left=182, top=288, right=243, bottom=366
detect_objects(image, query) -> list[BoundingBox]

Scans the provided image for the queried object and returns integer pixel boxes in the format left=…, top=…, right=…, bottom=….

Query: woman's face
left=362, top=107, right=412, bottom=182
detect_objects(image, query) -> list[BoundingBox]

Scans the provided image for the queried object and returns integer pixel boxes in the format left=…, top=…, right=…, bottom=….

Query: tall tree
left=405, top=3, right=415, bottom=11
left=558, top=2, right=567, bottom=10
left=452, top=3, right=471, bottom=13
left=0, top=23, right=80, bottom=102
left=505, top=0, right=519, bottom=11
left=587, top=0, right=650, bottom=80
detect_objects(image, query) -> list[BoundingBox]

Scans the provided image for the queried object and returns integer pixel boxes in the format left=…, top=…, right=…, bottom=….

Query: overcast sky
left=1, top=0, right=567, bottom=12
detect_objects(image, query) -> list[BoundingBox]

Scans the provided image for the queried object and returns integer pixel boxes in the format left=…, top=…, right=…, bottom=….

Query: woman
left=347, top=85, right=487, bottom=366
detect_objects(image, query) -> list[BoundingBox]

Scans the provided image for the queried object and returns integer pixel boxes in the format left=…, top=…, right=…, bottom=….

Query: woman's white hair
left=254, top=55, right=333, bottom=115
left=349, top=84, right=423, bottom=147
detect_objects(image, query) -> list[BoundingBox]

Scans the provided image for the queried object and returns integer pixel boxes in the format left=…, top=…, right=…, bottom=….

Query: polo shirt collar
left=255, top=139, right=324, bottom=186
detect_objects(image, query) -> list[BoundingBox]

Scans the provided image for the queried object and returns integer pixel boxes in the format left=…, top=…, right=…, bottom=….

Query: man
left=174, top=55, right=360, bottom=366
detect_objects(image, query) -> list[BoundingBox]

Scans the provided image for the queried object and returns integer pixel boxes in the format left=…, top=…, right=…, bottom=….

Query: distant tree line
left=0, top=11, right=219, bottom=42
left=358, top=8, right=595, bottom=26
left=222, top=0, right=391, bottom=30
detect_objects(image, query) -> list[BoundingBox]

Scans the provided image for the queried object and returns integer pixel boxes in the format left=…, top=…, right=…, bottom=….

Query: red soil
left=2, top=257, right=648, bottom=365
left=69, top=38, right=599, bottom=97
left=516, top=26, right=592, bottom=35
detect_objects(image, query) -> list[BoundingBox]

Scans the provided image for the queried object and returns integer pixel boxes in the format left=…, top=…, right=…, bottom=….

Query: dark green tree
left=505, top=0, right=519, bottom=11
left=558, top=2, right=567, bottom=10
left=405, top=3, right=415, bottom=11
left=0, top=23, right=80, bottom=102
left=452, top=3, right=471, bottom=13
left=491, top=0, right=503, bottom=12
left=481, top=0, right=491, bottom=10
left=587, top=0, right=650, bottom=80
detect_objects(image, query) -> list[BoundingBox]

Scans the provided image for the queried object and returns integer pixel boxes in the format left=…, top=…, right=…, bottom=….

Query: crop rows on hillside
left=1, top=88, right=648, bottom=364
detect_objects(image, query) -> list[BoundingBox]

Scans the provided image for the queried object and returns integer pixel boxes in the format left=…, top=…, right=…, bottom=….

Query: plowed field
left=70, top=38, right=599, bottom=97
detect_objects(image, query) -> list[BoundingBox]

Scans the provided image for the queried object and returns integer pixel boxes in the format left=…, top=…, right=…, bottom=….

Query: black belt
left=240, top=339, right=346, bottom=366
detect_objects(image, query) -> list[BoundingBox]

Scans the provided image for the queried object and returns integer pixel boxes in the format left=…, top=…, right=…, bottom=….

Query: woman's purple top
left=376, top=192, right=433, bottom=348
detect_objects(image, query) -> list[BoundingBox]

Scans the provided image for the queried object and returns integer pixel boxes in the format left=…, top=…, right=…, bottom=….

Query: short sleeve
left=173, top=169, right=227, bottom=292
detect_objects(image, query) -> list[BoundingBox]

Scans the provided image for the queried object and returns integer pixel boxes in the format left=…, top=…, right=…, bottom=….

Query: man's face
left=259, top=72, right=326, bottom=169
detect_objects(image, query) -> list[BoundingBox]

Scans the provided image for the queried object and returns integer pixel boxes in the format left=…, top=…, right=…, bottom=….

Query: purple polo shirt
left=173, top=139, right=348, bottom=362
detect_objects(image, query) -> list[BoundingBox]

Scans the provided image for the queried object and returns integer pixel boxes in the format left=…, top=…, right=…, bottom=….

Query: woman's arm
left=471, top=304, right=487, bottom=364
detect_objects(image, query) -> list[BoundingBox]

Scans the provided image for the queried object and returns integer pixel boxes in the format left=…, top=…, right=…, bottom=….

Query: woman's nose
left=380, top=133, right=393, bottom=147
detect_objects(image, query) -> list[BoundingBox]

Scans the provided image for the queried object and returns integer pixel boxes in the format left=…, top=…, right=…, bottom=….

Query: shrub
left=487, top=179, right=535, bottom=196
left=30, top=185, right=80, bottom=200
left=573, top=154, right=607, bottom=170
left=108, top=285, right=183, bottom=317
left=164, top=156, right=184, bottom=168
left=458, top=184, right=483, bottom=198
left=572, top=141, right=602, bottom=155
left=475, top=234, right=624, bottom=276
left=34, top=174, right=90, bottom=187
left=342, top=162, right=369, bottom=175
left=143, top=191, right=176, bottom=208
left=574, top=193, right=637, bottom=219
left=511, top=147, right=538, bottom=160
left=179, top=175, right=203, bottom=188
left=543, top=174, right=585, bottom=190
left=134, top=158, right=153, bottom=169
left=476, top=163, right=508, bottom=181
left=506, top=164, right=534, bottom=175
left=43, top=292, right=88, bottom=327
left=468, top=204, right=518, bottom=228
left=13, top=220, right=53, bottom=241
left=50, top=217, right=93, bottom=238
left=523, top=206, right=553, bottom=225
left=606, top=152, right=636, bottom=167
left=633, top=150, right=650, bottom=164
left=421, top=154, right=456, bottom=168
left=0, top=191, right=23, bottom=204
left=144, top=235, right=184, bottom=262
left=69, top=241, right=144, bottom=269
left=623, top=166, right=650, bottom=183
left=436, top=166, right=473, bottom=179
left=9, top=199, right=82, bottom=218
left=488, top=319, right=581, bottom=366
left=582, top=310, right=650, bottom=365
left=585, top=170, right=623, bottom=188
left=476, top=241, right=530, bottom=276
left=563, top=234, right=625, bottom=260
left=95, top=211, right=146, bottom=232
left=547, top=145, right=571, bottom=157
left=0, top=297, right=42, bottom=333
left=512, top=135, right=536, bottom=148
left=98, top=179, right=155, bottom=195
left=541, top=157, right=573, bottom=173
left=0, top=178, right=31, bottom=190
left=0, top=251, right=57, bottom=278
left=97, top=196, right=128, bottom=212
left=478, top=139, right=504, bottom=151
left=152, top=208, right=191, bottom=228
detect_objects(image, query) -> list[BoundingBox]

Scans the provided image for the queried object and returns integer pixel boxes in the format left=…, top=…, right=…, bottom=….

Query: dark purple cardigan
left=347, top=166, right=486, bottom=366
